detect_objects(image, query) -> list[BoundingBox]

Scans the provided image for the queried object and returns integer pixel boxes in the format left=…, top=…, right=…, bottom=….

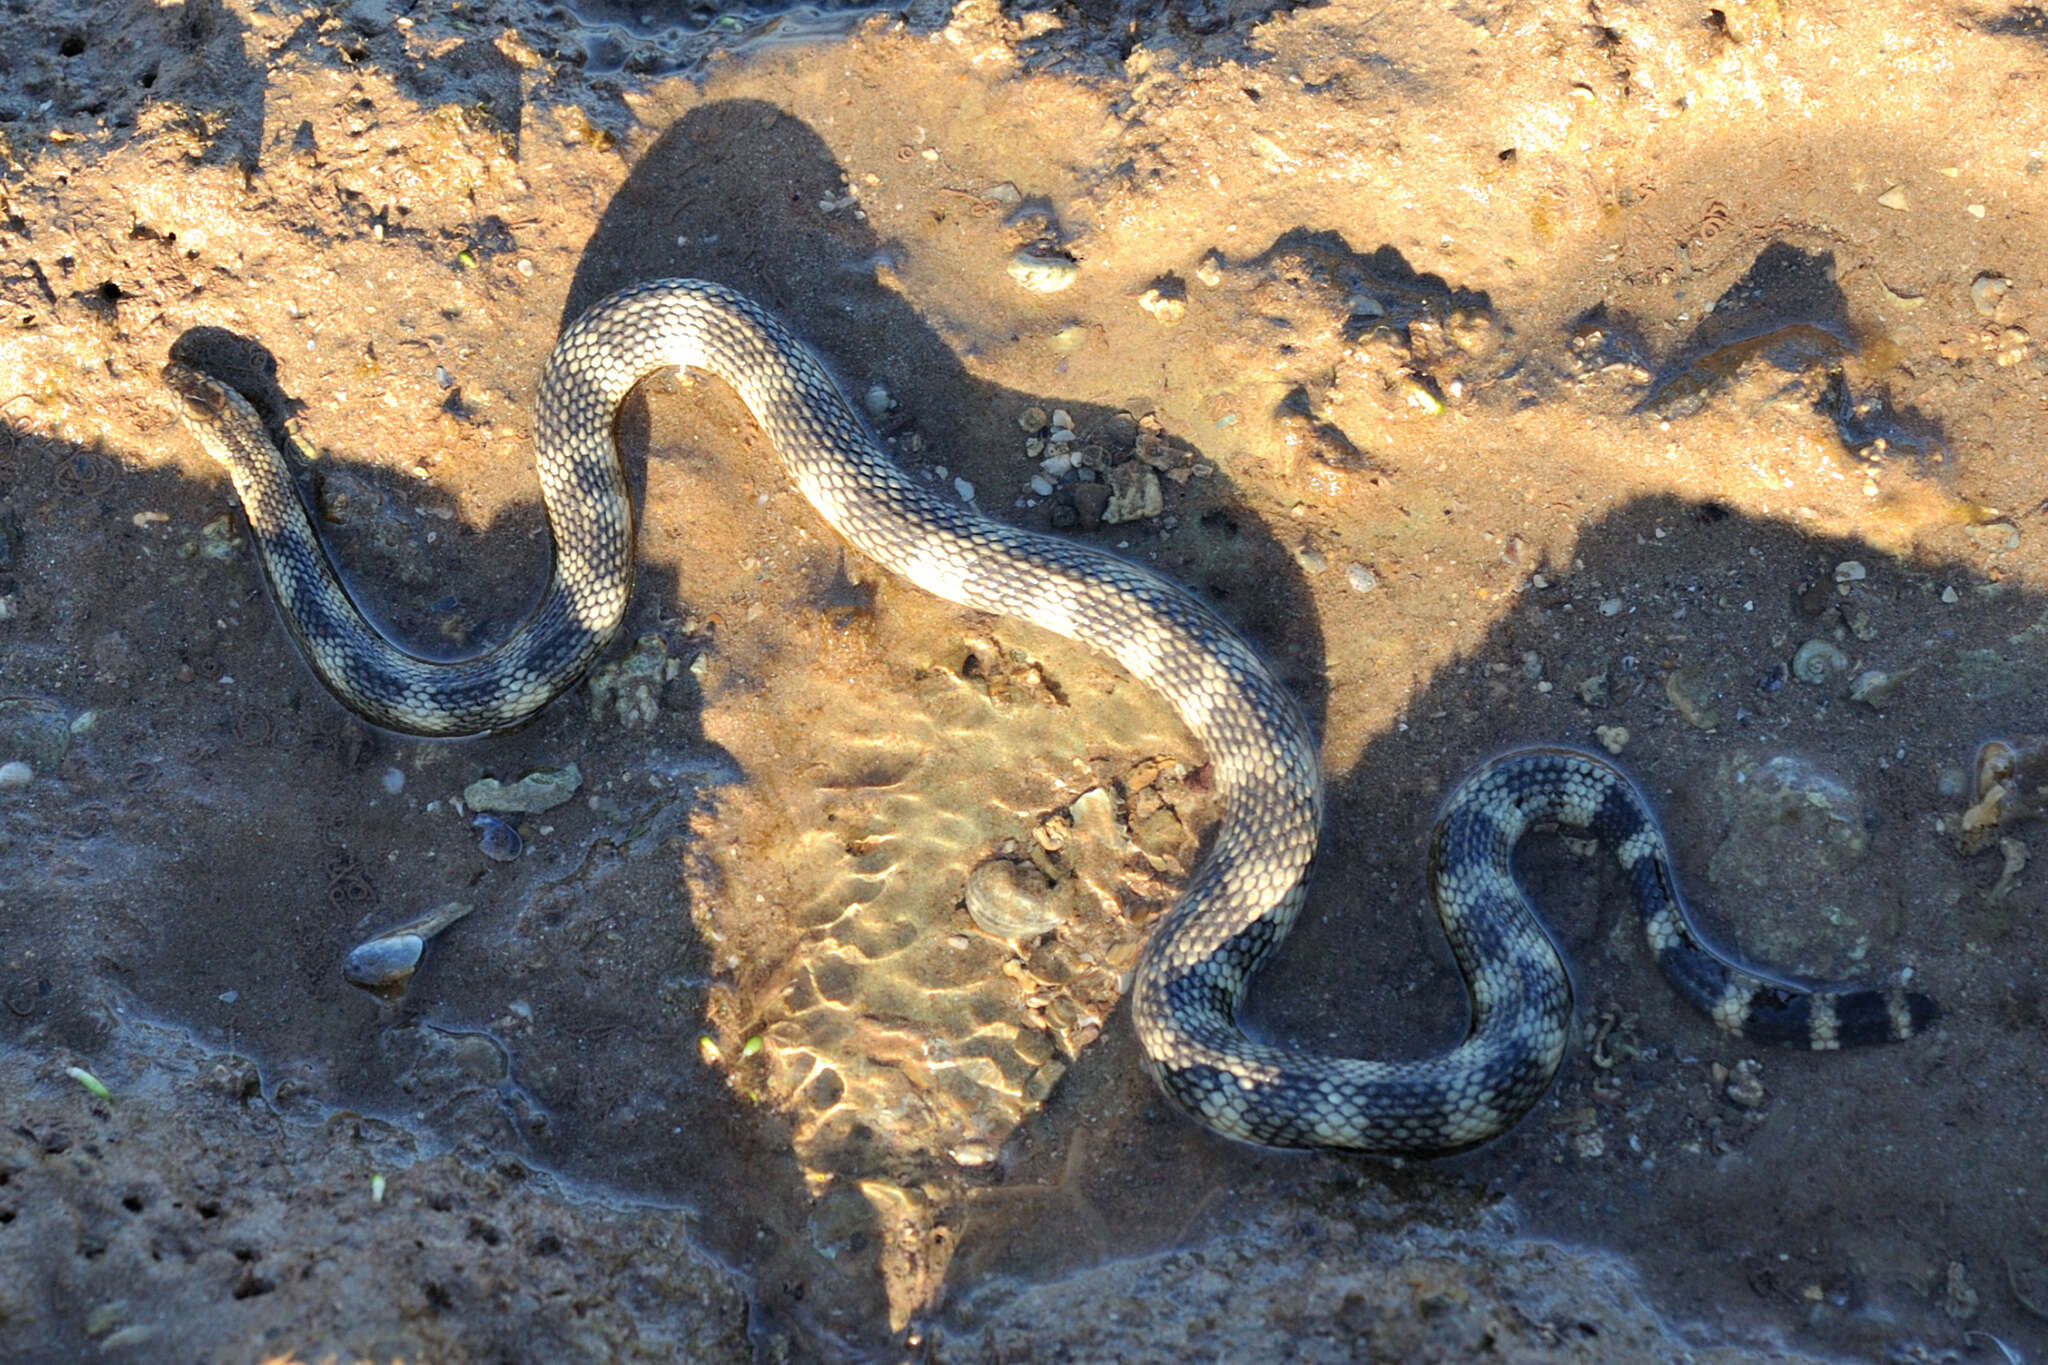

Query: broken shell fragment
left=964, top=857, right=1072, bottom=940
left=343, top=901, right=477, bottom=995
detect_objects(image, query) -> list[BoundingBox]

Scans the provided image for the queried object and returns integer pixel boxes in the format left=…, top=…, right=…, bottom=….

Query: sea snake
left=165, top=278, right=1937, bottom=1154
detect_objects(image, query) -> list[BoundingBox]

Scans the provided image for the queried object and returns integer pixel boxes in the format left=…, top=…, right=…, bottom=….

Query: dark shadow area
left=0, top=0, right=263, bottom=167
left=1983, top=4, right=2048, bottom=44
left=1631, top=243, right=1947, bottom=459
left=1010, top=0, right=1323, bottom=48
left=1245, top=229, right=1496, bottom=329
left=0, top=409, right=783, bottom=1359
left=943, top=489, right=2046, bottom=1360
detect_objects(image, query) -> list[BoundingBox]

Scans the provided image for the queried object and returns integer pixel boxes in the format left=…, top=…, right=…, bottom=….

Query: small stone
left=1007, top=249, right=1077, bottom=294
left=954, top=477, right=976, bottom=503
left=587, top=635, right=671, bottom=730
left=1103, top=462, right=1163, bottom=523
left=1017, top=406, right=1047, bottom=433
left=381, top=767, right=404, bottom=794
left=1029, top=475, right=1054, bottom=496
left=1944, top=1260, right=1980, bottom=1323
left=1071, top=482, right=1111, bottom=530
left=1397, top=376, right=1444, bottom=415
left=1664, top=664, right=1722, bottom=730
left=1834, top=560, right=1867, bottom=583
left=1965, top=522, right=2020, bottom=554
left=465, top=764, right=582, bottom=814
left=1970, top=274, right=2010, bottom=317
left=200, top=515, right=240, bottom=560
left=1599, top=597, right=1626, bottom=617
left=1345, top=563, right=1378, bottom=594
left=1195, top=252, right=1224, bottom=287
left=1048, top=324, right=1091, bottom=353
left=475, top=814, right=523, bottom=862
left=1723, top=1058, right=1766, bottom=1108
left=864, top=384, right=894, bottom=419
left=1049, top=408, right=1074, bottom=431
left=0, top=760, right=31, bottom=789
left=0, top=698, right=72, bottom=768
left=1594, top=725, right=1629, bottom=755
left=1876, top=186, right=1910, bottom=211
left=1295, top=545, right=1328, bottom=573
left=1941, top=585, right=1959, bottom=604
left=1848, top=667, right=1909, bottom=709
left=1138, top=288, right=1185, bottom=324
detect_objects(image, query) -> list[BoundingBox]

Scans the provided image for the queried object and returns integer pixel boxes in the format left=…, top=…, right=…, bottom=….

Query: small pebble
left=1017, top=406, right=1047, bottom=432
left=1965, top=522, right=2020, bottom=554
left=1030, top=475, right=1054, bottom=496
left=0, top=760, right=30, bottom=789
left=1007, top=249, right=1077, bottom=294
left=1138, top=289, right=1186, bottom=324
left=475, top=814, right=523, bottom=862
left=1876, top=186, right=1910, bottom=211
left=465, top=764, right=582, bottom=814
left=1849, top=667, right=1908, bottom=709
left=1971, top=274, right=2010, bottom=317
left=1723, top=1058, right=1767, bottom=1108
left=381, top=767, right=405, bottom=795
left=1599, top=597, right=1625, bottom=617
left=1594, top=725, right=1630, bottom=755
left=1195, top=252, right=1224, bottom=287
left=1834, top=560, right=1867, bottom=583
left=954, top=477, right=976, bottom=503
left=1345, top=563, right=1377, bottom=593
left=864, top=384, right=894, bottom=418
left=1295, top=545, right=1328, bottom=574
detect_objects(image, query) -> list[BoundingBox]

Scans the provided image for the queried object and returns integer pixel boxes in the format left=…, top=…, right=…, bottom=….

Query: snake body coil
left=168, top=279, right=1936, bottom=1155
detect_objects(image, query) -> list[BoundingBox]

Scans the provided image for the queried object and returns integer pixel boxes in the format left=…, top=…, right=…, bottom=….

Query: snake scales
left=166, top=279, right=1937, bottom=1154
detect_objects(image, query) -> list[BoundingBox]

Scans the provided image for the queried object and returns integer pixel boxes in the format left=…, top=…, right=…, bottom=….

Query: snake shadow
left=561, top=97, right=1328, bottom=723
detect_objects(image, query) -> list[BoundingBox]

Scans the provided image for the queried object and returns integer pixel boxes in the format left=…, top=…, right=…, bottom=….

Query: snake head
left=161, top=360, right=233, bottom=421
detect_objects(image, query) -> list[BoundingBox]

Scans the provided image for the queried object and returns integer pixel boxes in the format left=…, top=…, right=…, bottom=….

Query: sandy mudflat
left=2, top=1, right=2045, bottom=1359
